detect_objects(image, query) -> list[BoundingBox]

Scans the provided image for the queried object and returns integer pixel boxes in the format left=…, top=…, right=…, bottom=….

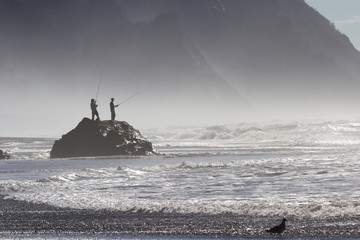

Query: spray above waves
left=2, top=120, right=360, bottom=160
left=0, top=137, right=52, bottom=160
left=147, top=120, right=360, bottom=146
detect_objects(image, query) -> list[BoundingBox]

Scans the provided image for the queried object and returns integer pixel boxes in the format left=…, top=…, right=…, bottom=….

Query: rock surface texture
left=50, top=118, right=157, bottom=158
left=0, top=150, right=10, bottom=159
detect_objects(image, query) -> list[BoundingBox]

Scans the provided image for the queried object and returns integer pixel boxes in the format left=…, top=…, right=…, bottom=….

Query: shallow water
left=1, top=120, right=360, bottom=238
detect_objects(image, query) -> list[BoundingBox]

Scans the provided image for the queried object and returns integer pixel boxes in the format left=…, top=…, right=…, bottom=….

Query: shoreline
left=1, top=195, right=359, bottom=237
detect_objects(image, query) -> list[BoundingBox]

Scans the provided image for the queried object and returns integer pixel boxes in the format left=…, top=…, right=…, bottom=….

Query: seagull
left=265, top=218, right=287, bottom=234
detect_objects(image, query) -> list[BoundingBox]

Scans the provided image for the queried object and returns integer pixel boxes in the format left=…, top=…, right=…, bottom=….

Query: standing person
left=110, top=98, right=119, bottom=121
left=91, top=99, right=100, bottom=121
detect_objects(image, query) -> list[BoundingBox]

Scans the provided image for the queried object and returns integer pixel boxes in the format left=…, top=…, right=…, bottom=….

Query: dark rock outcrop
left=50, top=118, right=158, bottom=158
left=0, top=150, right=10, bottom=159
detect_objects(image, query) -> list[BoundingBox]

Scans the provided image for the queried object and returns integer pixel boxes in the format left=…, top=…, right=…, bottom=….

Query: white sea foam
left=0, top=137, right=53, bottom=160
left=2, top=154, right=359, bottom=218
left=146, top=120, right=360, bottom=146
left=1, top=120, right=360, bottom=220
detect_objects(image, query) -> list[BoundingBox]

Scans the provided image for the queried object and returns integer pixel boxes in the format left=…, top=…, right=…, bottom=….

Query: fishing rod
left=117, top=91, right=142, bottom=107
left=95, top=72, right=102, bottom=101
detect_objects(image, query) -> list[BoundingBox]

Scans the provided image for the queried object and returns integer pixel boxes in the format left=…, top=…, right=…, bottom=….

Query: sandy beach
left=1, top=195, right=359, bottom=238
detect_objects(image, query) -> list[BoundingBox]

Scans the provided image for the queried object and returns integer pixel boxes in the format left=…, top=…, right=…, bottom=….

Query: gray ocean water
left=1, top=120, right=359, bottom=239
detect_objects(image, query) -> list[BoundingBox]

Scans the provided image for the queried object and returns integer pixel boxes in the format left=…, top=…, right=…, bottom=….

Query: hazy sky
left=1, top=0, right=360, bottom=138
left=305, top=0, right=360, bottom=50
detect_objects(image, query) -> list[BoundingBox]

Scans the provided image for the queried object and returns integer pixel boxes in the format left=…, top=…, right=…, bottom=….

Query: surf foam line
left=3, top=192, right=360, bottom=219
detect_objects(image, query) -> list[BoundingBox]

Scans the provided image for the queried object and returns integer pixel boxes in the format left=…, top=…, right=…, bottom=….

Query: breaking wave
left=147, top=120, right=360, bottom=146
left=1, top=120, right=360, bottom=224
left=2, top=154, right=359, bottom=219
left=0, top=137, right=52, bottom=160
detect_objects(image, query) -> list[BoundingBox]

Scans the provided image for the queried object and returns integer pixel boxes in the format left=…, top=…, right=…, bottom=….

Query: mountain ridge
left=0, top=0, right=247, bottom=128
left=116, top=0, right=360, bottom=117
left=2, top=0, right=360, bottom=131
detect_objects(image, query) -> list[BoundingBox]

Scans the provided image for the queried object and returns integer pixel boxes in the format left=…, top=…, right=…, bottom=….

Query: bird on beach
left=265, top=218, right=287, bottom=234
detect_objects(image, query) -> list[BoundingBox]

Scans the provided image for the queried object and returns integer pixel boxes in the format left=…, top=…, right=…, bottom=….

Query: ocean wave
left=1, top=154, right=359, bottom=220
left=172, top=124, right=266, bottom=140
left=118, top=160, right=242, bottom=175
left=0, top=137, right=53, bottom=160
left=8, top=192, right=360, bottom=219
left=146, top=120, right=360, bottom=147
left=121, top=200, right=360, bottom=219
left=36, top=168, right=111, bottom=183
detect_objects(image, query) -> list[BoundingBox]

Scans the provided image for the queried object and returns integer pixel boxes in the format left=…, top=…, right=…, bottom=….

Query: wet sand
left=0, top=195, right=359, bottom=237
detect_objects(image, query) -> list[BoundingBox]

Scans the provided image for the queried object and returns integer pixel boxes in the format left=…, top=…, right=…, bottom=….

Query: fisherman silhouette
left=266, top=218, right=287, bottom=234
left=110, top=98, right=119, bottom=121
left=91, top=99, right=100, bottom=121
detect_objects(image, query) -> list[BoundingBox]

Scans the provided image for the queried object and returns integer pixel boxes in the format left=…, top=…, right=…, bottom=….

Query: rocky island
left=50, top=118, right=158, bottom=158
left=0, top=150, right=10, bottom=159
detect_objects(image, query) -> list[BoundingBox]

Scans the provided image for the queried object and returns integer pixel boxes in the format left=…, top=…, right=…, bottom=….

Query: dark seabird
left=265, top=218, right=287, bottom=234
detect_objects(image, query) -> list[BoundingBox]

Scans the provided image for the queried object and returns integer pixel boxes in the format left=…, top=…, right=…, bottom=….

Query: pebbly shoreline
left=0, top=195, right=359, bottom=237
